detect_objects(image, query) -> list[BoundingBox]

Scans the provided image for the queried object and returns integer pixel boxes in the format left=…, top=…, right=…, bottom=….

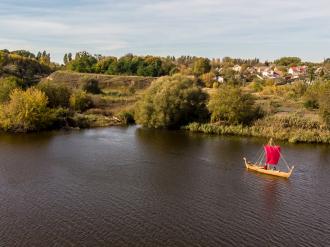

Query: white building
left=232, top=65, right=242, bottom=72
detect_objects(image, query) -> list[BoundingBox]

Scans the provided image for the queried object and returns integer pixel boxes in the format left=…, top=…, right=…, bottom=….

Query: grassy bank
left=184, top=115, right=330, bottom=144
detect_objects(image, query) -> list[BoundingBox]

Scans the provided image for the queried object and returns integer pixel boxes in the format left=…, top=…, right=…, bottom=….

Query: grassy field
left=44, top=71, right=156, bottom=90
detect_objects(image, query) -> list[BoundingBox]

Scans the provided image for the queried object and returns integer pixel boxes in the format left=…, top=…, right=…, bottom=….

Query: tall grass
left=184, top=115, right=330, bottom=144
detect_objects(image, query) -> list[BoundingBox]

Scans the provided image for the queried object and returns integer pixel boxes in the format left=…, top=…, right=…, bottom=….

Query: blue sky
left=0, top=0, right=329, bottom=63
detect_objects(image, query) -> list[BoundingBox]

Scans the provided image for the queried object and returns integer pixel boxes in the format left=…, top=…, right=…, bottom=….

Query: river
left=0, top=126, right=329, bottom=246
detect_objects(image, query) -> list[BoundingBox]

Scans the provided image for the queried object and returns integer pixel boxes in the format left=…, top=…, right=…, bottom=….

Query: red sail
left=264, top=145, right=281, bottom=165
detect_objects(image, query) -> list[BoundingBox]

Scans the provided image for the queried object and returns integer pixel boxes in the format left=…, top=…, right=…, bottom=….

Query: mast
left=268, top=138, right=273, bottom=146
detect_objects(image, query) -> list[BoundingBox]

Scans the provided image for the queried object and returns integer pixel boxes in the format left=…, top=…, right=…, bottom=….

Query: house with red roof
left=288, top=66, right=307, bottom=78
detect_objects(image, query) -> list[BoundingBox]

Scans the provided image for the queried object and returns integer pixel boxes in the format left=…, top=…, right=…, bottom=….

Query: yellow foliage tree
left=0, top=88, right=51, bottom=132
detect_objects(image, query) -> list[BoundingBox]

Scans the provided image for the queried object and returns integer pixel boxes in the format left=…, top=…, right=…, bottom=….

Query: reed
left=184, top=115, right=330, bottom=144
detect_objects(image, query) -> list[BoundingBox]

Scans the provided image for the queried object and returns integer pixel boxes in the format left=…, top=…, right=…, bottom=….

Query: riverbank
left=184, top=115, right=330, bottom=144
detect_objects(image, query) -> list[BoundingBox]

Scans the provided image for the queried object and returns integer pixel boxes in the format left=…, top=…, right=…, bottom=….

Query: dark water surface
left=0, top=127, right=329, bottom=246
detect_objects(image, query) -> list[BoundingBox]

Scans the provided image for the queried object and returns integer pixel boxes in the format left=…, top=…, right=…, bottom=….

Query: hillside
left=39, top=71, right=157, bottom=127
left=45, top=71, right=156, bottom=90
left=0, top=50, right=54, bottom=84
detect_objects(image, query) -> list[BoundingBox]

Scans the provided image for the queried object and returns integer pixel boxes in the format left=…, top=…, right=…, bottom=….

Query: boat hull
left=243, top=158, right=294, bottom=178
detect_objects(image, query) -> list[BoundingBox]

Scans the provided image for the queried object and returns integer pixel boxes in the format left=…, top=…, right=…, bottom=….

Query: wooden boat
left=243, top=158, right=294, bottom=178
left=243, top=139, right=294, bottom=178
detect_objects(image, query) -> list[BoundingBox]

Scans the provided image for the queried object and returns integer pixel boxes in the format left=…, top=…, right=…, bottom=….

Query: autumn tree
left=135, top=74, right=208, bottom=128
left=208, top=85, right=262, bottom=125
left=0, top=88, right=53, bottom=132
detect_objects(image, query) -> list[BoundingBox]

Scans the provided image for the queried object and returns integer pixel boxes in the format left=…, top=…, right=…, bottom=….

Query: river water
left=0, top=126, right=329, bottom=246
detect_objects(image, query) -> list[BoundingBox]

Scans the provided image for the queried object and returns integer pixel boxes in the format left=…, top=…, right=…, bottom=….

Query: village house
left=288, top=66, right=307, bottom=78
left=273, top=67, right=285, bottom=77
left=246, top=66, right=257, bottom=74
left=215, top=76, right=224, bottom=83
left=256, top=66, right=268, bottom=74
left=315, top=67, right=323, bottom=75
left=232, top=65, right=242, bottom=72
left=257, top=66, right=279, bottom=79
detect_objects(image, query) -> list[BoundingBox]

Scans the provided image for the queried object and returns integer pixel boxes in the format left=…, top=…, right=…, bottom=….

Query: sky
left=0, top=0, right=329, bottom=63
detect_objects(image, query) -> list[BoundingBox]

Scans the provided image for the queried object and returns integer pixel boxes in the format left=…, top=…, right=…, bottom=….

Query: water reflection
left=0, top=126, right=329, bottom=246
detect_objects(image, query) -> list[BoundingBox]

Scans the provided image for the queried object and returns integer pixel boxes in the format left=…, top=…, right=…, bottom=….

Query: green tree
left=67, top=53, right=72, bottom=62
left=274, top=57, right=301, bottom=67
left=94, top=56, right=117, bottom=74
left=135, top=74, right=208, bottom=128
left=193, top=58, right=211, bottom=76
left=208, top=85, right=262, bottom=125
left=39, top=51, right=51, bottom=65
left=0, top=76, right=21, bottom=102
left=37, top=81, right=72, bottom=108
left=67, top=51, right=97, bottom=73
left=221, top=68, right=241, bottom=85
left=82, top=78, right=101, bottom=94
left=63, top=53, right=68, bottom=65
left=307, top=65, right=316, bottom=82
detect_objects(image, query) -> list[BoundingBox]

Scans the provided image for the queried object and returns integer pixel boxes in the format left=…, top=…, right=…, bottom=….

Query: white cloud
left=0, top=0, right=329, bottom=62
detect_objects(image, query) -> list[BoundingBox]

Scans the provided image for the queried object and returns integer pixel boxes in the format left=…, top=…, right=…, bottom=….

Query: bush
left=0, top=76, right=21, bottom=102
left=303, top=80, right=325, bottom=109
left=249, top=81, right=264, bottom=92
left=208, top=85, right=262, bottom=125
left=318, top=82, right=330, bottom=128
left=37, top=81, right=71, bottom=108
left=303, top=80, right=330, bottom=128
left=69, top=90, right=93, bottom=112
left=285, top=81, right=307, bottom=100
left=200, top=72, right=215, bottom=88
left=117, top=109, right=135, bottom=125
left=135, top=74, right=208, bottom=128
left=0, top=88, right=54, bottom=132
left=82, top=78, right=101, bottom=94
left=212, top=82, right=220, bottom=88
left=192, top=58, right=211, bottom=76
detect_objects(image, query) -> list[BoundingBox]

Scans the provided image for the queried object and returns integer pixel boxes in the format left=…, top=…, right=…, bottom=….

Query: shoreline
left=184, top=122, right=330, bottom=144
left=1, top=121, right=330, bottom=145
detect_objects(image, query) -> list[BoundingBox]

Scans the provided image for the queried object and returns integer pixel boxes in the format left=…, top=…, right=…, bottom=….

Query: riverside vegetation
left=0, top=49, right=330, bottom=143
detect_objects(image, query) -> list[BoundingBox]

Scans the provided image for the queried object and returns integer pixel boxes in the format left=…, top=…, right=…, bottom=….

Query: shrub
left=249, top=81, right=264, bottom=92
left=69, top=90, right=93, bottom=112
left=0, top=88, right=54, bottom=132
left=200, top=72, right=216, bottom=88
left=212, top=82, right=220, bottom=88
left=0, top=76, right=21, bottom=102
left=208, top=85, right=263, bottom=125
left=117, top=109, right=135, bottom=125
left=192, top=58, right=211, bottom=76
left=37, top=81, right=71, bottom=108
left=82, top=78, right=101, bottom=94
left=135, top=74, right=208, bottom=128
left=318, top=82, right=330, bottom=128
left=285, top=81, right=307, bottom=100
